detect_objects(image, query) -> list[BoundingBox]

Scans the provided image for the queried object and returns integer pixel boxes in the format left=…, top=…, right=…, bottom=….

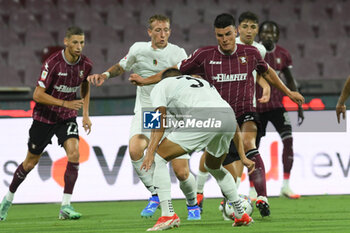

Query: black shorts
left=27, top=118, right=79, bottom=155
left=223, top=112, right=262, bottom=165
left=259, top=107, right=292, bottom=137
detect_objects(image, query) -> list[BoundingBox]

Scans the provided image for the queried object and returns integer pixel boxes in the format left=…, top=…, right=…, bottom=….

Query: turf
left=1, top=195, right=349, bottom=233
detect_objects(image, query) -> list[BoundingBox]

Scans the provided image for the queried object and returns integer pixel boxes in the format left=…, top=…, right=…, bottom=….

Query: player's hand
left=87, top=73, right=107, bottom=86
left=129, top=73, right=144, bottom=86
left=140, top=152, right=155, bottom=172
left=288, top=91, right=305, bottom=106
left=297, top=105, right=304, bottom=126
left=242, top=158, right=255, bottom=175
left=336, top=103, right=346, bottom=123
left=82, top=116, right=92, bottom=135
left=64, top=99, right=84, bottom=110
left=258, top=94, right=270, bottom=104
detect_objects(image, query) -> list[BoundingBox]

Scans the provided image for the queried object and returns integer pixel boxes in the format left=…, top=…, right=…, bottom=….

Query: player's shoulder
left=252, top=41, right=266, bottom=53
left=44, top=50, right=63, bottom=65
left=237, top=43, right=259, bottom=54
left=192, top=45, right=217, bottom=55
left=130, top=41, right=150, bottom=50
left=275, top=44, right=290, bottom=55
left=166, top=42, right=184, bottom=50
left=80, top=54, right=93, bottom=67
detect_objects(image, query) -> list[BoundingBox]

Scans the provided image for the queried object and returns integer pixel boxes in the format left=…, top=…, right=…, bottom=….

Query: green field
left=1, top=195, right=349, bottom=233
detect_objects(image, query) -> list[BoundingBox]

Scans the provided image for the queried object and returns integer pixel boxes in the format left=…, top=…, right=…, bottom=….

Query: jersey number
left=176, top=76, right=204, bottom=88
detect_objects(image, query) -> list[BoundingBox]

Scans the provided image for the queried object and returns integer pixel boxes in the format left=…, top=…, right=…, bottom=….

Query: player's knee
left=129, top=147, right=144, bottom=161
left=67, top=150, right=79, bottom=162
left=173, top=167, right=189, bottom=181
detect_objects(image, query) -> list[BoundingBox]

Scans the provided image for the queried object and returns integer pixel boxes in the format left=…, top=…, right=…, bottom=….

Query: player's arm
left=129, top=65, right=177, bottom=86
left=256, top=75, right=270, bottom=103
left=261, top=66, right=304, bottom=105
left=33, top=86, right=84, bottom=110
left=336, top=75, right=350, bottom=123
left=81, top=80, right=92, bottom=134
left=233, top=126, right=255, bottom=174
left=141, top=107, right=167, bottom=171
left=282, top=67, right=305, bottom=125
left=87, top=63, right=125, bottom=86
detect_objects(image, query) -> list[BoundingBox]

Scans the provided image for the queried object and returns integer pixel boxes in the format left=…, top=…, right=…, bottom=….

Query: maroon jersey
left=33, top=50, right=93, bottom=124
left=256, top=45, right=292, bottom=112
left=179, top=44, right=268, bottom=118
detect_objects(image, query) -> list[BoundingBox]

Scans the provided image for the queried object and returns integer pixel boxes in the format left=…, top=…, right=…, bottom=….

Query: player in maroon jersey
left=336, top=75, right=350, bottom=122
left=129, top=13, right=304, bottom=217
left=255, top=21, right=304, bottom=199
left=0, top=26, right=92, bottom=221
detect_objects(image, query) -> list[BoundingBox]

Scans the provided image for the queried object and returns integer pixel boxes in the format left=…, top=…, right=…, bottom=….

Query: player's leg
left=241, top=120, right=270, bottom=217
left=55, top=119, right=81, bottom=220
left=196, top=152, right=208, bottom=212
left=1, top=120, right=52, bottom=221
left=129, top=134, right=160, bottom=217
left=270, top=108, right=300, bottom=199
left=147, top=138, right=185, bottom=231
left=171, top=158, right=200, bottom=220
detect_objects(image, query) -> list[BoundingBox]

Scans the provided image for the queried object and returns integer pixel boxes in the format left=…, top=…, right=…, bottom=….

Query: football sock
left=247, top=149, right=267, bottom=197
left=282, top=137, right=294, bottom=175
left=62, top=193, right=72, bottom=206
left=179, top=173, right=197, bottom=206
left=9, top=163, right=30, bottom=193
left=196, top=170, right=209, bottom=194
left=283, top=178, right=290, bottom=188
left=131, top=155, right=156, bottom=195
left=236, top=177, right=241, bottom=189
left=204, top=163, right=243, bottom=218
left=154, top=154, right=173, bottom=216
left=63, top=162, right=79, bottom=194
left=5, top=191, right=14, bottom=202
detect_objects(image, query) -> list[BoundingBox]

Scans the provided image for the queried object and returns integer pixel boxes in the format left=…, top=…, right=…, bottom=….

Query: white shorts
left=166, top=110, right=236, bottom=158
left=129, top=111, right=190, bottom=159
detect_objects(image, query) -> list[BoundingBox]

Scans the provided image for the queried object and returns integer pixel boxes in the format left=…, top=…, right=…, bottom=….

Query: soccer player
left=141, top=68, right=255, bottom=231
left=336, top=75, right=350, bottom=122
left=195, top=11, right=270, bottom=216
left=87, top=15, right=200, bottom=219
left=256, top=21, right=304, bottom=199
left=0, top=26, right=92, bottom=221
left=129, top=13, right=304, bottom=217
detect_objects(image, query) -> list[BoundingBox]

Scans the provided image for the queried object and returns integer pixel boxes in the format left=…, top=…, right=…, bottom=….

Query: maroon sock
left=9, top=163, right=30, bottom=193
left=64, top=162, right=79, bottom=194
left=247, top=149, right=267, bottom=197
left=282, top=137, right=294, bottom=175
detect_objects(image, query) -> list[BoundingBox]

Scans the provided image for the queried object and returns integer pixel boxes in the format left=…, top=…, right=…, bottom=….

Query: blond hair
left=148, top=14, right=170, bottom=29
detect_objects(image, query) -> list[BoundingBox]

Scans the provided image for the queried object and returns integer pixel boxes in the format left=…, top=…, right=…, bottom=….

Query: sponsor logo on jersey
left=239, top=56, right=247, bottom=64
left=41, top=71, right=48, bottom=80
left=143, top=110, right=161, bottom=129
left=54, top=85, right=79, bottom=93
left=58, top=72, right=68, bottom=77
left=212, top=73, right=247, bottom=82
left=209, top=60, right=222, bottom=65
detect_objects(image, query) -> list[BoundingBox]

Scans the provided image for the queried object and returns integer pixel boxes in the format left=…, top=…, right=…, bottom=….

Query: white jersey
left=119, top=42, right=187, bottom=112
left=151, top=75, right=231, bottom=113
left=235, top=37, right=266, bottom=59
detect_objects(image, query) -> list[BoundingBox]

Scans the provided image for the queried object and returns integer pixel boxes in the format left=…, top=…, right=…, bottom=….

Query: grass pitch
left=1, top=195, right=349, bottom=233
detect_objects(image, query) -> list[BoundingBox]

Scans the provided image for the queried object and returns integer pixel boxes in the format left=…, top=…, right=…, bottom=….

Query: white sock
left=5, top=191, right=14, bottom=202
left=131, top=155, right=156, bottom=195
left=62, top=193, right=72, bottom=206
left=236, top=177, right=241, bottom=189
left=154, top=153, right=173, bottom=216
left=196, top=170, right=209, bottom=194
left=179, top=173, right=197, bottom=206
left=283, top=179, right=290, bottom=188
left=204, top=163, right=243, bottom=218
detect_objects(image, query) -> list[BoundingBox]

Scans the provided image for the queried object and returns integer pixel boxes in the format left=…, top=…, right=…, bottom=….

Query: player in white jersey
left=87, top=15, right=200, bottom=220
left=141, top=68, right=255, bottom=231
left=336, top=75, right=350, bottom=123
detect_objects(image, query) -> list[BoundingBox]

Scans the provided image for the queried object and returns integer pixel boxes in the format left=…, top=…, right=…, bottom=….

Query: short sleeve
left=254, top=49, right=269, bottom=74
left=118, top=43, right=137, bottom=72
left=284, top=50, right=293, bottom=69
left=150, top=81, right=168, bottom=108
left=178, top=48, right=204, bottom=75
left=37, top=61, right=56, bottom=88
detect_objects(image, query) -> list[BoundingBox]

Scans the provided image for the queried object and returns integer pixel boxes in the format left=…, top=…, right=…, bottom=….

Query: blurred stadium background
left=0, top=0, right=349, bottom=115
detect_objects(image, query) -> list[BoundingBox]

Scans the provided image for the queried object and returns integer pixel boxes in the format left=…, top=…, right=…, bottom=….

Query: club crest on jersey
left=239, top=56, right=247, bottom=64
left=153, top=59, right=158, bottom=66
left=80, top=70, right=84, bottom=78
